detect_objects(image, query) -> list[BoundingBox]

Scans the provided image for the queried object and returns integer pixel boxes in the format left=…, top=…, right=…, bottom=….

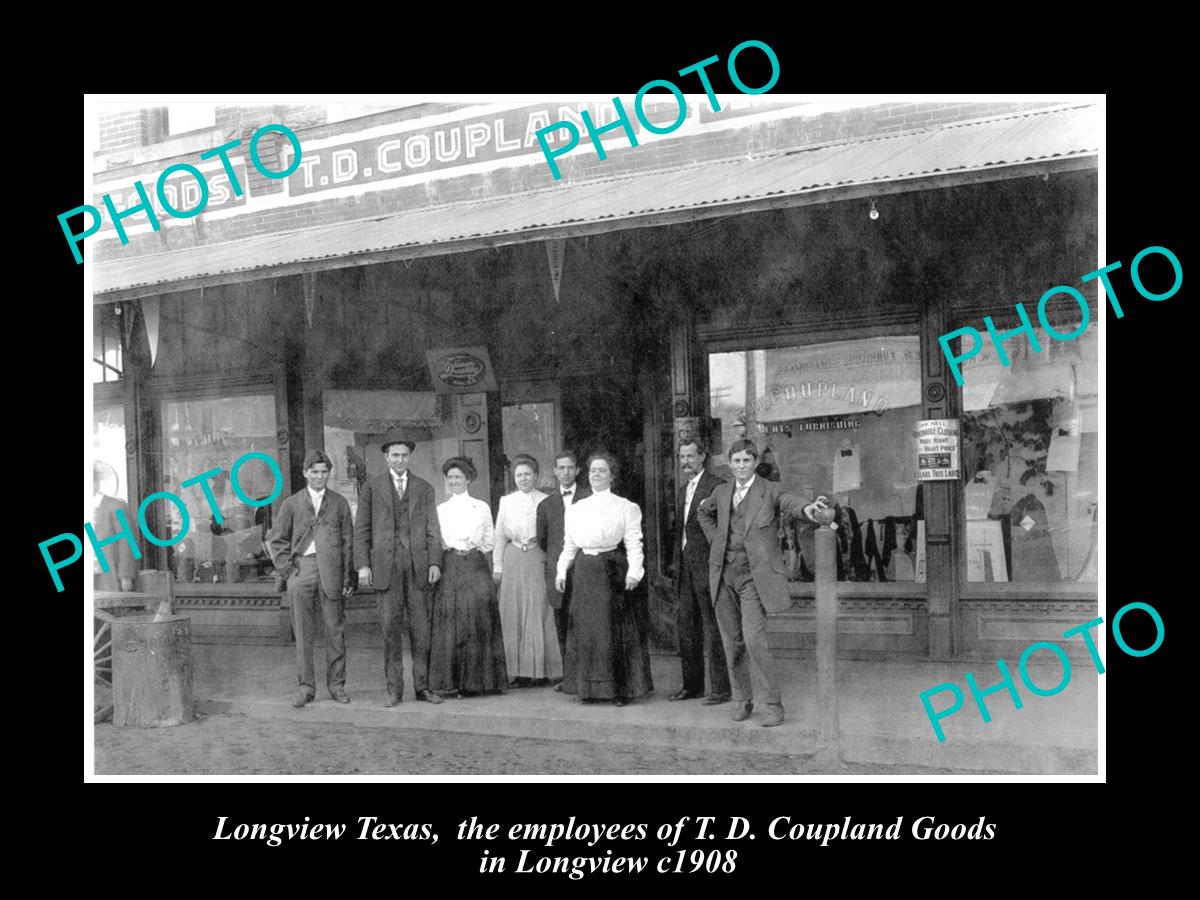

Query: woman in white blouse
left=494, top=454, right=562, bottom=685
left=428, top=457, right=508, bottom=697
left=554, top=452, right=652, bottom=706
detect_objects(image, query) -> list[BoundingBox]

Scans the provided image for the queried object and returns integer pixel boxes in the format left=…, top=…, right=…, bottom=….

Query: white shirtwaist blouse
left=556, top=488, right=644, bottom=584
left=493, top=489, right=548, bottom=576
left=436, top=491, right=495, bottom=553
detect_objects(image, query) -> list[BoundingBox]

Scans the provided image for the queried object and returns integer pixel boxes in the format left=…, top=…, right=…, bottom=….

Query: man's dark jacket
left=352, top=471, right=442, bottom=590
left=267, top=487, right=354, bottom=598
left=672, top=468, right=726, bottom=591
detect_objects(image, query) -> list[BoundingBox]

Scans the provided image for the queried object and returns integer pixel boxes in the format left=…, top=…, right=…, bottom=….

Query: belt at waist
left=581, top=546, right=620, bottom=556
left=297, top=555, right=319, bottom=566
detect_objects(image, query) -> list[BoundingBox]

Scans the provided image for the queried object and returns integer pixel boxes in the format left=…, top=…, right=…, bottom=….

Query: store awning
left=94, top=103, right=1100, bottom=301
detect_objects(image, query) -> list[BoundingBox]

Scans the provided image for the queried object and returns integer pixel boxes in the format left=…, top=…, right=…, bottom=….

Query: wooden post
left=814, top=525, right=840, bottom=767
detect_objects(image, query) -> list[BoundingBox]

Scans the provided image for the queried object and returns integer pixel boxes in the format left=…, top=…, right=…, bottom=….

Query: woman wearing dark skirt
left=554, top=452, right=653, bottom=706
left=428, top=457, right=508, bottom=697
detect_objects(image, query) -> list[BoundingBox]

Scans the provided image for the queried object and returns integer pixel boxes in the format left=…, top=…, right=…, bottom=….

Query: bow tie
left=562, top=489, right=573, bottom=496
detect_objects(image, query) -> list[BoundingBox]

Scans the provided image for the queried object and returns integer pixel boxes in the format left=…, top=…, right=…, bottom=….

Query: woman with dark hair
left=428, top=457, right=507, bottom=697
left=555, top=451, right=652, bottom=706
left=494, top=454, right=561, bottom=685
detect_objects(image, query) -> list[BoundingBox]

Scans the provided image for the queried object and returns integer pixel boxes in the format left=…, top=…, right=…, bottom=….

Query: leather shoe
left=553, top=682, right=564, bottom=693
left=292, top=690, right=315, bottom=709
left=668, top=688, right=698, bottom=701
left=416, top=689, right=444, bottom=705
left=703, top=693, right=731, bottom=706
left=385, top=693, right=403, bottom=707
left=762, top=704, right=785, bottom=727
left=732, top=701, right=753, bottom=722
left=330, top=688, right=350, bottom=704
left=613, top=698, right=629, bottom=707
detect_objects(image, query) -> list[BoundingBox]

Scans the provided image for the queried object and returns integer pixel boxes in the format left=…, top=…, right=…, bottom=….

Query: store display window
left=94, top=402, right=127, bottom=502
left=958, top=321, right=1098, bottom=584
left=161, top=394, right=279, bottom=584
left=708, top=336, right=925, bottom=583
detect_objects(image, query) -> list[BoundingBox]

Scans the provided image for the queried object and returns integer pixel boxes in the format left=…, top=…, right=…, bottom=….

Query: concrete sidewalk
left=190, top=642, right=1098, bottom=775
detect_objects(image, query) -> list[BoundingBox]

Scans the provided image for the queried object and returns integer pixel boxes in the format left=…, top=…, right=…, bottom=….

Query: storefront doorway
left=500, top=380, right=562, bottom=493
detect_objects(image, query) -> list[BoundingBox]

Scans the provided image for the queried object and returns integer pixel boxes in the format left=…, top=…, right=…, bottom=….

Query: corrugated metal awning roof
left=94, top=103, right=1099, bottom=299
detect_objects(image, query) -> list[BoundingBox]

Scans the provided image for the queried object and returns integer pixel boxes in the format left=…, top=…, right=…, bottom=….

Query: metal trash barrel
left=111, top=614, right=194, bottom=727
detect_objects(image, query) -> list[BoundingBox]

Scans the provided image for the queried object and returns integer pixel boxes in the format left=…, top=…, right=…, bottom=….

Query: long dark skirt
left=428, top=549, right=508, bottom=694
left=562, top=549, right=653, bottom=701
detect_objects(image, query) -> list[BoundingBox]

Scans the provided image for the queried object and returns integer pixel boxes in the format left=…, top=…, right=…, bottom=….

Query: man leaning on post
left=266, top=449, right=355, bottom=708
left=697, top=439, right=828, bottom=727
left=353, top=433, right=444, bottom=707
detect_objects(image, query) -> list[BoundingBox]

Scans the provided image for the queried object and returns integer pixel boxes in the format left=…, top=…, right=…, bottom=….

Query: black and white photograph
left=79, top=90, right=1106, bottom=779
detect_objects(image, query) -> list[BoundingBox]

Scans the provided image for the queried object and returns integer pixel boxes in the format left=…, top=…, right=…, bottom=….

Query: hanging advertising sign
left=749, top=337, right=922, bottom=423
left=916, top=418, right=960, bottom=481
left=425, top=346, right=498, bottom=393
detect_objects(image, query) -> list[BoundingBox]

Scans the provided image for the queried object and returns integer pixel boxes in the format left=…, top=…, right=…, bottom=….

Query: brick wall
left=98, top=109, right=161, bottom=152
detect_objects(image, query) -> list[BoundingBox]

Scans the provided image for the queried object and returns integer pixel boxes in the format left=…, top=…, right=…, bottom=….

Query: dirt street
left=94, top=711, right=960, bottom=776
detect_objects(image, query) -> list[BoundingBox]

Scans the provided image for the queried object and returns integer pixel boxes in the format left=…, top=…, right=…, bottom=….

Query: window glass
left=94, top=403, right=127, bottom=502
left=93, top=306, right=122, bottom=383
left=709, top=337, right=925, bottom=583
left=162, top=395, right=278, bottom=584
left=502, top=402, right=558, bottom=491
left=166, top=103, right=216, bottom=136
left=959, top=322, right=1098, bottom=583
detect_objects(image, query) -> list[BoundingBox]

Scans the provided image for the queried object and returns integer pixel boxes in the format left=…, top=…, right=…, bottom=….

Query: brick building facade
left=90, top=97, right=1100, bottom=658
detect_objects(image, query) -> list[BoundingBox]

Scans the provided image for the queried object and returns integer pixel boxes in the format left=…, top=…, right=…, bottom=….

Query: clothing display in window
left=1008, top=493, right=1062, bottom=582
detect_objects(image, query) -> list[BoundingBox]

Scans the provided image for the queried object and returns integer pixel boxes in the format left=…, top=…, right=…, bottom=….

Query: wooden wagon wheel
left=94, top=611, right=116, bottom=723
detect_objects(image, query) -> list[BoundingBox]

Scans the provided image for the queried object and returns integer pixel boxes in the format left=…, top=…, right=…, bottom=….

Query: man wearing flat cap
left=267, top=449, right=355, bottom=708
left=353, top=435, right=445, bottom=706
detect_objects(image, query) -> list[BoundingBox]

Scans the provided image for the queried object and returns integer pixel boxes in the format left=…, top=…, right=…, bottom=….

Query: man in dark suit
left=698, top=438, right=827, bottom=727
left=353, top=435, right=444, bottom=706
left=536, top=450, right=590, bottom=689
left=668, top=438, right=730, bottom=705
left=92, top=463, right=139, bottom=592
left=266, top=450, right=354, bottom=708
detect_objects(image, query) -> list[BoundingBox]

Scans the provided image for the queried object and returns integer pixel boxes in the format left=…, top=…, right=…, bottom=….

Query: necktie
left=734, top=483, right=747, bottom=509
left=683, top=479, right=698, bottom=548
left=393, top=474, right=405, bottom=501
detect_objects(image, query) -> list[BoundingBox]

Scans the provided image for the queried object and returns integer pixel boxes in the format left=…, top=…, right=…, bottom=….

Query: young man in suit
left=536, top=450, right=590, bottom=689
left=669, top=438, right=731, bottom=705
left=698, top=439, right=828, bottom=727
left=353, top=435, right=444, bottom=706
left=92, top=463, right=139, bottom=592
left=266, top=450, right=355, bottom=708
